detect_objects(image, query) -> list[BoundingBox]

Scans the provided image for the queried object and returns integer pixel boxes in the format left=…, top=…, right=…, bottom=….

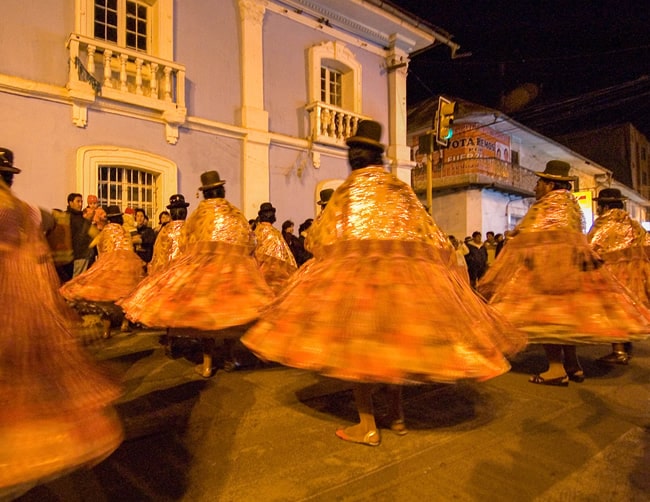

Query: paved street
left=15, top=329, right=650, bottom=502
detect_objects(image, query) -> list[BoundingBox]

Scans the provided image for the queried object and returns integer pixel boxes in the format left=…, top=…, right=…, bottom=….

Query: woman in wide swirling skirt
left=242, top=121, right=526, bottom=446
left=60, top=206, right=145, bottom=339
left=0, top=164, right=122, bottom=499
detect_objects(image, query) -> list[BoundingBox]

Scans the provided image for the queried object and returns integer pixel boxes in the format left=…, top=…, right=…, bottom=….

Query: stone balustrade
left=305, top=102, right=369, bottom=147
left=66, top=33, right=186, bottom=144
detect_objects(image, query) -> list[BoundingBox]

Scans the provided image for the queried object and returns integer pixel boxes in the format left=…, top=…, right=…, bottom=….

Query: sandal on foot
left=335, top=428, right=381, bottom=446
left=529, top=374, right=569, bottom=387
left=390, top=419, right=408, bottom=436
left=566, top=370, right=585, bottom=383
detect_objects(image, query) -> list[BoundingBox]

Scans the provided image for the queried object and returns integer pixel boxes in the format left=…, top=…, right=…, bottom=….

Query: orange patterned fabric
left=147, top=220, right=185, bottom=276
left=118, top=220, right=185, bottom=314
left=588, top=208, right=650, bottom=306
left=479, top=191, right=650, bottom=344
left=0, top=180, right=122, bottom=490
left=243, top=166, right=525, bottom=384
left=121, top=198, right=273, bottom=333
left=254, top=222, right=297, bottom=293
left=60, top=223, right=144, bottom=303
left=179, top=198, right=254, bottom=252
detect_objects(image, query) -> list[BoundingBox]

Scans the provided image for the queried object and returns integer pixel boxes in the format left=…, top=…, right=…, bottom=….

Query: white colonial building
left=1, top=0, right=459, bottom=224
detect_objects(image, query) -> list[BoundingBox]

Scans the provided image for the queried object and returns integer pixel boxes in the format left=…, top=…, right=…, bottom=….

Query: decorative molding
left=0, top=72, right=351, bottom=156
left=238, top=0, right=267, bottom=26
left=265, top=2, right=386, bottom=57
left=76, top=145, right=178, bottom=208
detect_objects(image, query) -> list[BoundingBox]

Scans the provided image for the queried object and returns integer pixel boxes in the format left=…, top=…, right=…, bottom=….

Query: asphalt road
left=14, top=329, right=650, bottom=502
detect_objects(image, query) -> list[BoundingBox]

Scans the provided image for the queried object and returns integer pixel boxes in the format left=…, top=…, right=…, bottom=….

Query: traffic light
left=435, top=96, right=457, bottom=147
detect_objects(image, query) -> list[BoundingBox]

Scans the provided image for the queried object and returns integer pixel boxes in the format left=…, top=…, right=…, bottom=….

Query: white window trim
left=75, top=0, right=173, bottom=60
left=308, top=41, right=362, bottom=113
left=76, top=145, right=178, bottom=212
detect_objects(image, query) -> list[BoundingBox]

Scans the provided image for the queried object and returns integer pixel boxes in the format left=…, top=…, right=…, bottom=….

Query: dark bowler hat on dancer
left=0, top=147, right=21, bottom=173
left=167, top=193, right=190, bottom=209
left=535, top=160, right=574, bottom=180
left=317, top=189, right=334, bottom=207
left=104, top=205, right=123, bottom=218
left=259, top=202, right=276, bottom=214
left=346, top=120, right=386, bottom=151
left=594, top=188, right=627, bottom=202
left=198, top=170, right=226, bottom=190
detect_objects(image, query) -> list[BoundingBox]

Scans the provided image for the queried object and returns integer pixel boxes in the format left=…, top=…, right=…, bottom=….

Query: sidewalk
left=17, top=330, right=650, bottom=501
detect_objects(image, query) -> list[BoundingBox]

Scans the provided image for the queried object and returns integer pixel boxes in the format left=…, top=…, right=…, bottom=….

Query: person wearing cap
left=83, top=194, right=101, bottom=268
left=254, top=202, right=297, bottom=293
left=479, top=161, right=650, bottom=386
left=121, top=171, right=274, bottom=377
left=0, top=148, right=123, bottom=495
left=588, top=187, right=650, bottom=364
left=60, top=205, right=145, bottom=339
left=243, top=121, right=525, bottom=446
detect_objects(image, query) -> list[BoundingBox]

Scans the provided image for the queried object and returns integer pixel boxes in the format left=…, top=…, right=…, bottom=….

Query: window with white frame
left=308, top=41, right=362, bottom=113
left=76, top=146, right=178, bottom=220
left=75, top=0, right=173, bottom=60
left=307, top=42, right=364, bottom=145
left=94, top=0, right=149, bottom=52
left=321, top=66, right=342, bottom=107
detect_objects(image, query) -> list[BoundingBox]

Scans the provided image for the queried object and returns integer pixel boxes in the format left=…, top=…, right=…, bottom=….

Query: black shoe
left=566, top=370, right=585, bottom=383
left=529, top=374, right=569, bottom=386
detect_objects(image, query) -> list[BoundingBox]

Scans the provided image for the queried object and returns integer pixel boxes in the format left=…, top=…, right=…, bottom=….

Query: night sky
left=390, top=0, right=650, bottom=138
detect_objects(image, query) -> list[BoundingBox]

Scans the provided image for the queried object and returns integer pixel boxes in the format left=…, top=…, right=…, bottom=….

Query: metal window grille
left=97, top=165, right=157, bottom=219
left=94, top=0, right=148, bottom=52
left=320, top=66, right=342, bottom=107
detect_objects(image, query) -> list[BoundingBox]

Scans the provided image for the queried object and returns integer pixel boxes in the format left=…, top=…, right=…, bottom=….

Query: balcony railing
left=305, top=102, right=369, bottom=147
left=66, top=34, right=186, bottom=144
left=411, top=157, right=537, bottom=195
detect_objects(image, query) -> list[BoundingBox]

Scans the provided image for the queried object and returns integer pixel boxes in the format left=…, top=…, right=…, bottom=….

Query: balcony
left=411, top=157, right=537, bottom=196
left=66, top=34, right=187, bottom=144
left=305, top=102, right=369, bottom=148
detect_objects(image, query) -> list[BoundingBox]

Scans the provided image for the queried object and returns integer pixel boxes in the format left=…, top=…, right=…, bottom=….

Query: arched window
left=308, top=41, right=362, bottom=113
left=307, top=41, right=366, bottom=146
left=76, top=146, right=178, bottom=218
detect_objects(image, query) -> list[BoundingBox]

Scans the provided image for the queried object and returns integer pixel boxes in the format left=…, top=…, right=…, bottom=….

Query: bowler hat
left=167, top=193, right=190, bottom=209
left=345, top=120, right=385, bottom=152
left=317, top=188, right=334, bottom=206
left=595, top=188, right=627, bottom=202
left=0, top=148, right=21, bottom=174
left=535, top=160, right=574, bottom=181
left=258, top=202, right=276, bottom=215
left=105, top=205, right=123, bottom=217
left=198, top=170, right=226, bottom=191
